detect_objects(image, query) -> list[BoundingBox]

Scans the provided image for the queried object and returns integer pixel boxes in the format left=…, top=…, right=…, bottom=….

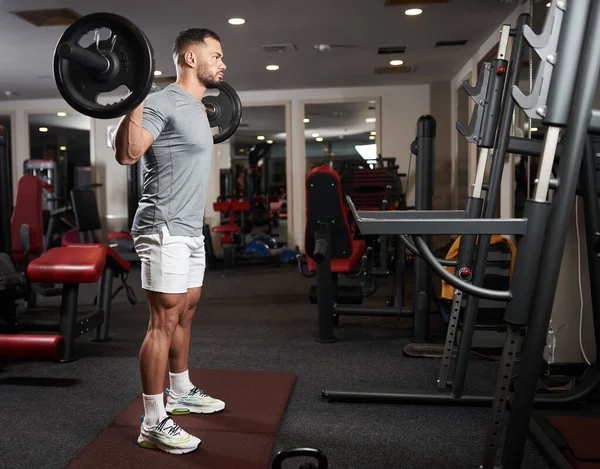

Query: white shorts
left=132, top=226, right=206, bottom=294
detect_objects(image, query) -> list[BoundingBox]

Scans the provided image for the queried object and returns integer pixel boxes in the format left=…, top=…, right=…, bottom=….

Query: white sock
left=142, top=393, right=167, bottom=427
left=169, top=370, right=194, bottom=396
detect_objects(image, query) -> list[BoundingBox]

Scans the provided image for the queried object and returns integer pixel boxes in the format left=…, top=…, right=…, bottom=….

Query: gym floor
left=0, top=264, right=551, bottom=469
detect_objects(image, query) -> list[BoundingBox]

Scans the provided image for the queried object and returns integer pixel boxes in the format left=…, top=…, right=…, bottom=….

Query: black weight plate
left=203, top=81, right=242, bottom=144
left=54, top=12, right=155, bottom=119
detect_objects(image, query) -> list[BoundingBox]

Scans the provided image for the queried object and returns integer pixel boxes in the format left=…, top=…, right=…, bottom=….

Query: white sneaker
left=137, top=416, right=201, bottom=454
left=165, top=386, right=226, bottom=415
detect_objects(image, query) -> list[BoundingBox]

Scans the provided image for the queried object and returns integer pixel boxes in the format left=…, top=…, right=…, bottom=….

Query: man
left=113, top=28, right=227, bottom=454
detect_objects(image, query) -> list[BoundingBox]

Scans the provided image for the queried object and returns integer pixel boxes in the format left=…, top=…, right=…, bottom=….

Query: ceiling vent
left=261, top=44, right=298, bottom=53
left=435, top=39, right=468, bottom=47
left=378, top=46, right=406, bottom=55
left=11, top=8, right=80, bottom=26
left=374, top=65, right=417, bottom=74
left=384, top=0, right=447, bottom=5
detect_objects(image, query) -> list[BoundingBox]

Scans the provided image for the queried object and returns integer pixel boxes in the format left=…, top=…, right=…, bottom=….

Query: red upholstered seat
left=307, top=240, right=366, bottom=273
left=66, top=244, right=131, bottom=274
left=11, top=175, right=51, bottom=262
left=27, top=246, right=106, bottom=284
left=305, top=165, right=366, bottom=272
left=107, top=231, right=131, bottom=241
left=212, top=225, right=241, bottom=233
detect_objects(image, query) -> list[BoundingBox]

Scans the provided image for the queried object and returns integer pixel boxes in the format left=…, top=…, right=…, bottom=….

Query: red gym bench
left=300, top=165, right=367, bottom=342
left=24, top=243, right=131, bottom=362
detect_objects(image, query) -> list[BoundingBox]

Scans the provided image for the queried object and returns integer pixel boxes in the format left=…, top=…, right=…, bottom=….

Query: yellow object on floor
left=440, top=235, right=517, bottom=300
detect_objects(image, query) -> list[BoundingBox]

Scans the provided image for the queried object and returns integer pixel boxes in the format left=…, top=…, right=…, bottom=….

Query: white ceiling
left=0, top=0, right=521, bottom=103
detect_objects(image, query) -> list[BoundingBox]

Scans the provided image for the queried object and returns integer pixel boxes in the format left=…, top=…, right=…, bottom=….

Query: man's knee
left=147, top=291, right=186, bottom=335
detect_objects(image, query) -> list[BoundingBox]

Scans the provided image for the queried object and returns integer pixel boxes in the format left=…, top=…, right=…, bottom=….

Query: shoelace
left=188, top=386, right=209, bottom=398
left=156, top=417, right=182, bottom=437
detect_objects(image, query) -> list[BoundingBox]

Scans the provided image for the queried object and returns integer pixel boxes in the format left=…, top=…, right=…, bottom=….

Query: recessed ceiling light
left=57, top=111, right=67, bottom=117
left=257, top=135, right=265, bottom=140
left=390, top=59, right=404, bottom=66
left=154, top=70, right=163, bottom=76
left=228, top=18, right=246, bottom=25
left=303, top=118, right=310, bottom=123
left=546, top=2, right=550, bottom=6
left=266, top=65, right=280, bottom=71
left=59, top=145, right=67, bottom=151
left=405, top=8, right=422, bottom=16
left=267, top=140, right=274, bottom=144
left=366, top=118, right=376, bottom=123
left=370, top=131, right=377, bottom=136
left=531, top=127, right=539, bottom=132
left=39, top=127, right=48, bottom=133
left=312, top=133, right=320, bottom=138
left=316, top=137, right=324, bottom=142
left=369, top=136, right=376, bottom=140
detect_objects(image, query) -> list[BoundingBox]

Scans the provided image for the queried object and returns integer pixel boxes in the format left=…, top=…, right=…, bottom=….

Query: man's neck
left=174, top=76, right=207, bottom=102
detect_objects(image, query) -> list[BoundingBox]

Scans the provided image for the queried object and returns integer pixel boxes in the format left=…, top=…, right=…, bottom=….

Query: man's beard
left=196, top=65, right=221, bottom=87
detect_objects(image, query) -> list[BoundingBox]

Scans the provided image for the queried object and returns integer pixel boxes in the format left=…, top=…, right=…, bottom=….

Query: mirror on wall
left=304, top=100, right=379, bottom=173
left=26, top=111, right=91, bottom=208
left=221, top=104, right=288, bottom=243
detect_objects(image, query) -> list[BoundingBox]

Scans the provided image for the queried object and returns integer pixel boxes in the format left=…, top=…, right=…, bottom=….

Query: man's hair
left=173, top=28, right=221, bottom=66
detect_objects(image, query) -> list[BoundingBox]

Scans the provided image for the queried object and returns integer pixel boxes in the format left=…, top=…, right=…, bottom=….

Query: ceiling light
left=390, top=59, right=404, bottom=66
left=154, top=70, right=162, bottom=76
left=59, top=146, right=67, bottom=151
left=266, top=65, right=280, bottom=71
left=405, top=8, right=422, bottom=16
left=303, top=118, right=310, bottom=123
left=370, top=131, right=377, bottom=135
left=316, top=137, right=324, bottom=142
left=546, top=2, right=550, bottom=6
left=57, top=111, right=67, bottom=117
left=39, top=127, right=48, bottom=133
left=366, top=118, right=376, bottom=123
left=369, top=136, right=376, bottom=140
left=228, top=18, right=246, bottom=25
left=312, top=133, right=320, bottom=138
left=267, top=140, right=274, bottom=144
left=257, top=135, right=265, bottom=140
left=530, top=127, right=539, bottom=132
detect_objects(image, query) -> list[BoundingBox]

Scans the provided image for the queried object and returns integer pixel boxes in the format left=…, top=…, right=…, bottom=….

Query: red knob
left=497, top=65, right=506, bottom=75
left=459, top=267, right=472, bottom=280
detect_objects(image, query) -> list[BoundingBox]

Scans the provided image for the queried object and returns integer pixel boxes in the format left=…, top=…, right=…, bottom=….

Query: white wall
left=0, top=83, right=429, bottom=252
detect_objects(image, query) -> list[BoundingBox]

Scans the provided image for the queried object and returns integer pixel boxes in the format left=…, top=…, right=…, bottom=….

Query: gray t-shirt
left=131, top=84, right=213, bottom=237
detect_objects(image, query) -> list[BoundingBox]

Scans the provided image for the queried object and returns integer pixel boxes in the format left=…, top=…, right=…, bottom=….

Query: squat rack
left=321, top=0, right=600, bottom=467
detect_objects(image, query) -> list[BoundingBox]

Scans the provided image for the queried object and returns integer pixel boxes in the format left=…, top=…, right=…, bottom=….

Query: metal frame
left=323, top=1, right=600, bottom=468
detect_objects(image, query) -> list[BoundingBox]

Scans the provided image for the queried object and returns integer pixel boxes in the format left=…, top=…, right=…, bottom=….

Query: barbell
left=52, top=12, right=242, bottom=144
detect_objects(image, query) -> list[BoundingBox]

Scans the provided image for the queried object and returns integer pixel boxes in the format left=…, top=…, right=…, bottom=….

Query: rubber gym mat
left=109, top=368, right=297, bottom=432
left=546, top=415, right=600, bottom=461
left=64, top=426, right=275, bottom=469
left=562, top=448, right=600, bottom=469
left=65, top=369, right=296, bottom=469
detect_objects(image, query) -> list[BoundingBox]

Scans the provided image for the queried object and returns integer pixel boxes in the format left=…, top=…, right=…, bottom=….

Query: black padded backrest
left=70, top=188, right=102, bottom=232
left=305, top=166, right=353, bottom=259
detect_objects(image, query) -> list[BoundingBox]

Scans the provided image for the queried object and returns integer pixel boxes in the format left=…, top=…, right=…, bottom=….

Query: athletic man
left=113, top=28, right=227, bottom=454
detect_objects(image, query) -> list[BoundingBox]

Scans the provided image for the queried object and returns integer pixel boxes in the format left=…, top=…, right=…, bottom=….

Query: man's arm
left=112, top=101, right=155, bottom=166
